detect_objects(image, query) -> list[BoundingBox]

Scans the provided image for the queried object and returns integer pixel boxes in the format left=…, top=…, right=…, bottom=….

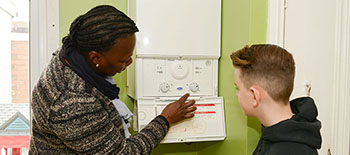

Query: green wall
left=247, top=0, right=268, bottom=154
left=59, top=0, right=267, bottom=154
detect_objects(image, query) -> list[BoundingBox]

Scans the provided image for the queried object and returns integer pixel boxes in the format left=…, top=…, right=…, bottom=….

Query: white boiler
left=128, top=0, right=225, bottom=143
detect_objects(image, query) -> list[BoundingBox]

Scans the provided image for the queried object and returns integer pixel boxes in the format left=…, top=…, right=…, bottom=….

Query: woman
left=29, top=5, right=196, bottom=154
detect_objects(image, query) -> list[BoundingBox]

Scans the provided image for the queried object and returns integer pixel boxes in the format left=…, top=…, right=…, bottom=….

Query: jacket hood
left=261, top=97, right=322, bottom=149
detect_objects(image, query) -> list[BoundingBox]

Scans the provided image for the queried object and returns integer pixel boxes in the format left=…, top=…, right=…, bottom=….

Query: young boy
left=231, top=44, right=322, bottom=155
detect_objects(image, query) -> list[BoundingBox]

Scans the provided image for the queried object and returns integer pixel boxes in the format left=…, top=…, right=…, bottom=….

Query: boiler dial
left=160, top=82, right=170, bottom=93
left=189, top=82, right=199, bottom=92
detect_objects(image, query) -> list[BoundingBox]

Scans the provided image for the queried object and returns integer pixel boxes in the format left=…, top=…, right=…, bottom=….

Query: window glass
left=0, top=0, right=30, bottom=154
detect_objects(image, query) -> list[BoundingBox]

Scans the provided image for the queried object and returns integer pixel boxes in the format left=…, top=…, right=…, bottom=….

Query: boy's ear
left=250, top=86, right=261, bottom=108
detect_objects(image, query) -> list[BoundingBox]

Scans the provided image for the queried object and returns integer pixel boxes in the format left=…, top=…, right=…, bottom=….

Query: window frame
left=30, top=0, right=59, bottom=91
left=29, top=0, right=59, bottom=123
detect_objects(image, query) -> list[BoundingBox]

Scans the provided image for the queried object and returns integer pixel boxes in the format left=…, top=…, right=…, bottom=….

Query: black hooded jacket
left=253, top=97, right=322, bottom=155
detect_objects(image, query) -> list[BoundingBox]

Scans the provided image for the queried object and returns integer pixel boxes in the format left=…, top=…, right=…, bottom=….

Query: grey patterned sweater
left=29, top=50, right=169, bottom=155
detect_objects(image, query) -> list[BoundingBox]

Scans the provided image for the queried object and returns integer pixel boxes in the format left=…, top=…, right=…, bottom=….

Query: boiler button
left=189, top=83, right=199, bottom=92
left=160, top=82, right=170, bottom=93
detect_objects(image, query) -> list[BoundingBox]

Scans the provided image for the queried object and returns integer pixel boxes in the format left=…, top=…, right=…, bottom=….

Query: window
left=0, top=0, right=30, bottom=154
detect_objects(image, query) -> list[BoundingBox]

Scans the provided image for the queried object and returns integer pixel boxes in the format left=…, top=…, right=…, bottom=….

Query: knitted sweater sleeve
left=49, top=93, right=169, bottom=155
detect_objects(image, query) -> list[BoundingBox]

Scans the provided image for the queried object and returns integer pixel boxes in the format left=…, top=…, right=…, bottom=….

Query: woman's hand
left=160, top=93, right=196, bottom=124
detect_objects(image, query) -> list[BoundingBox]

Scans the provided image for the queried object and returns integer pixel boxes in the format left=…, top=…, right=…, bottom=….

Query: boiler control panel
left=135, top=58, right=218, bottom=98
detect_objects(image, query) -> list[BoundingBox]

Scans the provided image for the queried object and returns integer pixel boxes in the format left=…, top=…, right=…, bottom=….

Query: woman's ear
left=250, top=86, right=261, bottom=108
left=88, top=51, right=102, bottom=65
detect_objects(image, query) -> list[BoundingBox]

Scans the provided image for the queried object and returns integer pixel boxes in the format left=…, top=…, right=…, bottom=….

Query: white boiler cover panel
left=137, top=97, right=225, bottom=143
left=134, top=0, right=221, bottom=58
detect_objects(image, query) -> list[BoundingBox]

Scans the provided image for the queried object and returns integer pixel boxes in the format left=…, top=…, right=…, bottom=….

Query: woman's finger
left=184, top=100, right=195, bottom=107
left=185, top=105, right=197, bottom=113
left=177, top=93, right=190, bottom=103
left=184, top=113, right=195, bottom=118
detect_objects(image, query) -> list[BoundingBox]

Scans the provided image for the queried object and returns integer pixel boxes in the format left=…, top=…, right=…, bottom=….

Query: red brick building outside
left=11, top=40, right=29, bottom=104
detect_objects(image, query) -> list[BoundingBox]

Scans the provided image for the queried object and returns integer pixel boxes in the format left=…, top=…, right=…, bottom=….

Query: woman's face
left=97, top=34, right=136, bottom=76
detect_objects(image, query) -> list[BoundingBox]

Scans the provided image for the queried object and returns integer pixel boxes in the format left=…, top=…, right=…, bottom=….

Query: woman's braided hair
left=62, top=5, right=139, bottom=55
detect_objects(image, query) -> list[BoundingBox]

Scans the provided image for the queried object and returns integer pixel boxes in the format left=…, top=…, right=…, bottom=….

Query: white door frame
left=331, top=0, right=350, bottom=155
left=29, top=0, right=59, bottom=125
left=30, top=0, right=59, bottom=90
left=266, top=0, right=285, bottom=47
left=267, top=0, right=350, bottom=154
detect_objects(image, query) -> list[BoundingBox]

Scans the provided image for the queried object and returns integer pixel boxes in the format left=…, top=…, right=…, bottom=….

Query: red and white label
left=195, top=104, right=216, bottom=116
left=194, top=111, right=216, bottom=114
left=196, top=104, right=215, bottom=107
